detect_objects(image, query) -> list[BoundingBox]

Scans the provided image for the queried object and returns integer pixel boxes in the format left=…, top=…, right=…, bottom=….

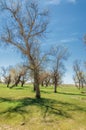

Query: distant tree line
left=0, top=46, right=67, bottom=92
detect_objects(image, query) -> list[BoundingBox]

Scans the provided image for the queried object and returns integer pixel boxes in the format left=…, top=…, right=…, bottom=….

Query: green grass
left=0, top=84, right=86, bottom=130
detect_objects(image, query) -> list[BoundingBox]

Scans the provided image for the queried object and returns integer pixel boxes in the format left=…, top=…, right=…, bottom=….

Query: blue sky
left=0, top=0, right=86, bottom=84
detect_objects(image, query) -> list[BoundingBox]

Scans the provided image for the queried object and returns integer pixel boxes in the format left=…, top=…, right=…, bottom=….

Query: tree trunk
left=33, top=83, right=36, bottom=91
left=21, top=77, right=25, bottom=87
left=34, top=69, right=40, bottom=98
left=54, top=76, right=57, bottom=93
left=54, top=83, right=57, bottom=93
left=7, top=83, right=9, bottom=88
left=21, top=81, right=24, bottom=87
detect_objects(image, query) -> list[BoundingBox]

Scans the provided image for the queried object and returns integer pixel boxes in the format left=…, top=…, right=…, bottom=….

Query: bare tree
left=39, top=71, right=51, bottom=87
left=50, top=46, right=68, bottom=93
left=1, top=67, right=11, bottom=87
left=73, top=60, right=86, bottom=89
left=9, top=65, right=28, bottom=88
left=20, top=66, right=28, bottom=87
left=0, top=0, right=48, bottom=98
left=1, top=64, right=28, bottom=88
left=20, top=75, right=27, bottom=87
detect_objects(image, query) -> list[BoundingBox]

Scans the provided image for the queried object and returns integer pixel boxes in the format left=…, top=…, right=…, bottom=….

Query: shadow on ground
left=57, top=91, right=86, bottom=96
left=0, top=96, right=86, bottom=124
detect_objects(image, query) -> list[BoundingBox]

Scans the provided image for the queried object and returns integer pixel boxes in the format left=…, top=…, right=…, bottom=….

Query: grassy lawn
left=0, top=84, right=86, bottom=130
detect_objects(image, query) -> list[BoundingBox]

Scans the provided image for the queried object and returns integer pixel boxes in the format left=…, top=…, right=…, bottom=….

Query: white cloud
left=44, top=0, right=76, bottom=5
left=59, top=37, right=78, bottom=43
left=46, top=0, right=61, bottom=5
left=67, top=0, right=76, bottom=4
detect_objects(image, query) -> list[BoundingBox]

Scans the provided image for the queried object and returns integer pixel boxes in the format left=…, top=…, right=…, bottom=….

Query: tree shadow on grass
left=57, top=92, right=86, bottom=96
left=40, top=90, right=52, bottom=94
left=0, top=97, right=86, bottom=124
left=14, top=87, right=24, bottom=90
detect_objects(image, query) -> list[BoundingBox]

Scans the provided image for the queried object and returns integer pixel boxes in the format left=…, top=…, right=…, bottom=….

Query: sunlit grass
left=0, top=84, right=86, bottom=130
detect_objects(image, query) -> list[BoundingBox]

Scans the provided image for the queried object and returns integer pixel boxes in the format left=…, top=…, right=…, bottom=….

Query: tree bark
left=21, top=81, right=24, bottom=87
left=54, top=75, right=57, bottom=93
left=54, top=83, right=57, bottom=93
left=33, top=83, right=36, bottom=91
left=34, top=69, right=40, bottom=98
